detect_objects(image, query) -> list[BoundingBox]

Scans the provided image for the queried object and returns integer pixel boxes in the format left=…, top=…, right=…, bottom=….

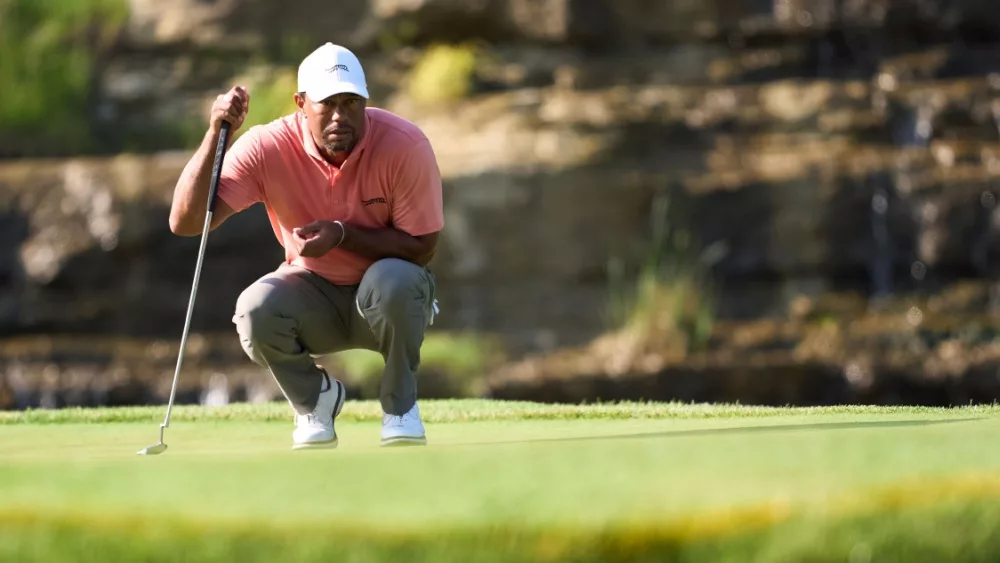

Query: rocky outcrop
left=124, top=0, right=373, bottom=50
left=0, top=154, right=283, bottom=337
left=485, top=283, right=1000, bottom=406
left=371, top=0, right=1000, bottom=46
left=118, top=0, right=1000, bottom=51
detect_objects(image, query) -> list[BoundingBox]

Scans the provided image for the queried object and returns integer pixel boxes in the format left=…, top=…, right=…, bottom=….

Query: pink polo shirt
left=217, top=108, right=444, bottom=285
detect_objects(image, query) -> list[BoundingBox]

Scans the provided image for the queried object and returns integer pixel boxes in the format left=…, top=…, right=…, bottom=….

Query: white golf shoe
left=381, top=402, right=427, bottom=446
left=292, top=371, right=346, bottom=450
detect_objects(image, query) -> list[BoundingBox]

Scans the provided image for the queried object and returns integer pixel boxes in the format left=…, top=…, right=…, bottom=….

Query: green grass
left=2, top=401, right=1000, bottom=562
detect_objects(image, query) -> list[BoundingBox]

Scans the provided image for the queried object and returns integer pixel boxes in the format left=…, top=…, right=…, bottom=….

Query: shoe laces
left=295, top=412, right=320, bottom=427
left=384, top=414, right=404, bottom=427
left=295, top=372, right=335, bottom=427
left=385, top=409, right=417, bottom=427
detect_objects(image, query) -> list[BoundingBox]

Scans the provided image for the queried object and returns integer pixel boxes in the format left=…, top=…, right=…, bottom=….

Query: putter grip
left=206, top=121, right=231, bottom=214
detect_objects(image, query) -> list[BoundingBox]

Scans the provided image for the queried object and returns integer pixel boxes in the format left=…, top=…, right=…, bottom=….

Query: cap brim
left=305, top=80, right=369, bottom=102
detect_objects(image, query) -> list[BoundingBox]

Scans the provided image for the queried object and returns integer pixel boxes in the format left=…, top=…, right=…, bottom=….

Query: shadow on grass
left=454, top=418, right=982, bottom=448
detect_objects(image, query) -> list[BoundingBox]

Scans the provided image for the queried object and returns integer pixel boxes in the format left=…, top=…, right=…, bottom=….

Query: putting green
left=2, top=400, right=1000, bottom=562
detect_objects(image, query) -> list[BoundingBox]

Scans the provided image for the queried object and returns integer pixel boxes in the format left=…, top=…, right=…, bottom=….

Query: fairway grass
left=2, top=400, right=1000, bottom=562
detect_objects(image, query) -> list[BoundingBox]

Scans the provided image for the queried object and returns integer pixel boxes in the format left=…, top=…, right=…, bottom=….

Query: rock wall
left=5, top=75, right=1000, bottom=343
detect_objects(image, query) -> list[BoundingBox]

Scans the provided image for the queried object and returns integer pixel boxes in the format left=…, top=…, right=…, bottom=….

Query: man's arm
left=353, top=136, right=443, bottom=264
left=168, top=86, right=250, bottom=236
left=340, top=226, right=439, bottom=265
left=291, top=221, right=438, bottom=265
left=169, top=128, right=239, bottom=235
left=341, top=137, right=442, bottom=264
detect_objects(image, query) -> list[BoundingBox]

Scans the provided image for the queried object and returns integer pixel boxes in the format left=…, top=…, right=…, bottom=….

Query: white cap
left=297, top=43, right=369, bottom=101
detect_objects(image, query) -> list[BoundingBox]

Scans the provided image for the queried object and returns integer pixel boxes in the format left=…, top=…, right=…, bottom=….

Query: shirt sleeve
left=217, top=127, right=265, bottom=213
left=390, top=138, right=445, bottom=237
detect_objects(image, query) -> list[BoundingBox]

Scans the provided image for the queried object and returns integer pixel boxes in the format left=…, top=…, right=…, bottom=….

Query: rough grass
left=4, top=399, right=997, bottom=425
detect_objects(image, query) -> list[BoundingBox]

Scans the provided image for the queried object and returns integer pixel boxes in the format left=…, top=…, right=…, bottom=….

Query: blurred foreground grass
left=2, top=404, right=1000, bottom=562
left=2, top=496, right=999, bottom=562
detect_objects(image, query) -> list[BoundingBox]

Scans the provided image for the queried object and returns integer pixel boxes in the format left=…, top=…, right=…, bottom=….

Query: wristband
left=333, top=220, right=346, bottom=247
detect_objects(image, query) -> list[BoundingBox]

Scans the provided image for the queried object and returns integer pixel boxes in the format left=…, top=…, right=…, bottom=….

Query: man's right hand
left=211, top=86, right=250, bottom=134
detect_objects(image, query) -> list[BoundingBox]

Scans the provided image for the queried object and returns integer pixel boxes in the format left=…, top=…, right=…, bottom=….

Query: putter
left=138, top=121, right=232, bottom=456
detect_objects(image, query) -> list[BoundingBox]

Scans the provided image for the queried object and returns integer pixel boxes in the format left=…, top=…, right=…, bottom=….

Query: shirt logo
left=326, top=64, right=349, bottom=73
left=362, top=197, right=386, bottom=206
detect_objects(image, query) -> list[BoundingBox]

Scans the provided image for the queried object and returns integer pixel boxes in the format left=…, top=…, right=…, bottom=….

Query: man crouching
left=168, top=43, right=443, bottom=449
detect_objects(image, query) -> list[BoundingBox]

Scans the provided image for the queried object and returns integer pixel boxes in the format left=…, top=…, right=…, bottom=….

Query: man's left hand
left=292, top=221, right=344, bottom=258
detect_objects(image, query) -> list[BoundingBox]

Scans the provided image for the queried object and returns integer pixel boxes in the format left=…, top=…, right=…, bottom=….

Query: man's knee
left=236, top=279, right=282, bottom=324
left=233, top=278, right=298, bottom=358
left=360, top=259, right=432, bottom=317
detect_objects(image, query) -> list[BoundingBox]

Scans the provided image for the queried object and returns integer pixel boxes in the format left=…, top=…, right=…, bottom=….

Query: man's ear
left=294, top=92, right=306, bottom=113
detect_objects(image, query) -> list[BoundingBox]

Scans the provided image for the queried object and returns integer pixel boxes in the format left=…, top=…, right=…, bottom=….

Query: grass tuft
left=606, top=193, right=721, bottom=363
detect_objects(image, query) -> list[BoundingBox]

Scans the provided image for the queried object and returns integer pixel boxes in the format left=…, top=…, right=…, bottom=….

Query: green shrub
left=407, top=43, right=478, bottom=104
left=0, top=0, right=127, bottom=154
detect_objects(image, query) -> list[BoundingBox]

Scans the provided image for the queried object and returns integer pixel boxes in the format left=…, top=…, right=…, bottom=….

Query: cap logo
left=326, top=64, right=349, bottom=73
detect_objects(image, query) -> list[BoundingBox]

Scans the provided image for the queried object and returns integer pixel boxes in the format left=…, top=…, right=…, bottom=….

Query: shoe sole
left=380, top=436, right=427, bottom=447
left=292, top=437, right=339, bottom=450
left=291, top=380, right=346, bottom=451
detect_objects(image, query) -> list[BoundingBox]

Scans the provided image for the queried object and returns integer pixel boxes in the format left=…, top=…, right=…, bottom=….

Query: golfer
left=168, top=43, right=443, bottom=449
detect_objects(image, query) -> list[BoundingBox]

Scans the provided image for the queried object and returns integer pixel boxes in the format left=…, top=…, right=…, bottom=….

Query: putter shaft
left=139, top=122, right=231, bottom=455
left=161, top=208, right=214, bottom=431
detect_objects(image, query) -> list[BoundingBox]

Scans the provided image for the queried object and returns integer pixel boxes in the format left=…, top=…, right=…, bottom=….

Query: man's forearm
left=169, top=128, right=228, bottom=235
left=339, top=224, right=436, bottom=265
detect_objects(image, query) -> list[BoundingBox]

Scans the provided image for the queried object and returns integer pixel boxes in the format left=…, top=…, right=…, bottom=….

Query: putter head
left=137, top=443, right=167, bottom=455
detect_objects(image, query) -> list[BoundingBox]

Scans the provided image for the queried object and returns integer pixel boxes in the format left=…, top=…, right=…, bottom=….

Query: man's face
left=296, top=92, right=367, bottom=154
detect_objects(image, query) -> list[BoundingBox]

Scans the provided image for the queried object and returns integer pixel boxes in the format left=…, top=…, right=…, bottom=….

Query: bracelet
left=333, top=220, right=346, bottom=247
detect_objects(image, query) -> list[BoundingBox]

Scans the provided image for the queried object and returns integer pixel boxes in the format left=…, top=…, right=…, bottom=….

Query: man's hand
left=292, top=221, right=344, bottom=258
left=211, top=86, right=250, bottom=134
